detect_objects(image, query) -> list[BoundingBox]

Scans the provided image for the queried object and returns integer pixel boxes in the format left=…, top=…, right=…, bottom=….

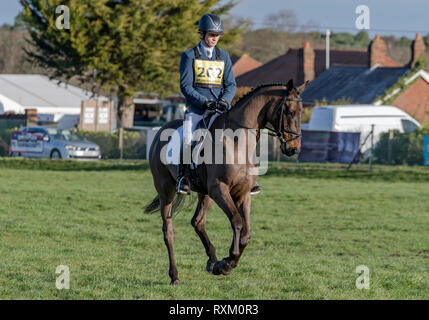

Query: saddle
left=183, top=111, right=221, bottom=189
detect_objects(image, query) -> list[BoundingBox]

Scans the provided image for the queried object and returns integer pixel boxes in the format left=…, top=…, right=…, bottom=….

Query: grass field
left=0, top=158, right=428, bottom=299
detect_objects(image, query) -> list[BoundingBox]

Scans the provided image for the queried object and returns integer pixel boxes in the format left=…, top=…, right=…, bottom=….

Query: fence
left=2, top=120, right=429, bottom=165
left=0, top=118, right=26, bottom=129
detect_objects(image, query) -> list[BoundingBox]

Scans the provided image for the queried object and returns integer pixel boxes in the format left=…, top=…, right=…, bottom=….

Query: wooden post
left=369, top=124, right=374, bottom=170
left=119, top=127, right=124, bottom=160
left=25, top=109, right=38, bottom=127
left=387, top=130, right=394, bottom=165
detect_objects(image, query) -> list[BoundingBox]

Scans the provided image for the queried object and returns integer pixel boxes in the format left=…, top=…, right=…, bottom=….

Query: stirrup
left=250, top=185, right=261, bottom=195
left=176, top=176, right=190, bottom=195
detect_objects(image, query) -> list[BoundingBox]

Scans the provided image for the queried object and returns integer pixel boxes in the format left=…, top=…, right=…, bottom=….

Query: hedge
left=373, top=123, right=429, bottom=165
left=79, top=130, right=146, bottom=159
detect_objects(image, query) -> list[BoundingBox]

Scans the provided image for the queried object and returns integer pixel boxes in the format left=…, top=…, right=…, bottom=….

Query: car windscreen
left=47, top=128, right=84, bottom=141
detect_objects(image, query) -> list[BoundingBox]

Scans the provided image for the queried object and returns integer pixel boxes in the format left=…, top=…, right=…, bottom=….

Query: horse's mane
left=233, top=83, right=288, bottom=107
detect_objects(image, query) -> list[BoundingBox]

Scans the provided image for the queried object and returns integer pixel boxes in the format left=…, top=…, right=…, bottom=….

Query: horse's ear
left=286, top=79, right=294, bottom=92
left=297, top=80, right=311, bottom=93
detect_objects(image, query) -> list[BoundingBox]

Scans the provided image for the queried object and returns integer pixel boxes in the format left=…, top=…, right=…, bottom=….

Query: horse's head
left=268, top=79, right=309, bottom=157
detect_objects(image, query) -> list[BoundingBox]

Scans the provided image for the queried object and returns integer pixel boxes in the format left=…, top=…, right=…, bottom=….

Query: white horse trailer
left=308, top=105, right=421, bottom=154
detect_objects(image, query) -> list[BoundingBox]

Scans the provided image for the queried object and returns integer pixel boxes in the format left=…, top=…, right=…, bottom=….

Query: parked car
left=307, top=105, right=421, bottom=154
left=9, top=126, right=101, bottom=160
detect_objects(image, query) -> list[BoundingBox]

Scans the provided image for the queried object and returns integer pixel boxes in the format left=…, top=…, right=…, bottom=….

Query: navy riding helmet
left=198, top=14, right=224, bottom=35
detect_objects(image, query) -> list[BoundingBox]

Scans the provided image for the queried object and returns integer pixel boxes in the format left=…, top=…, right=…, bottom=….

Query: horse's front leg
left=191, top=194, right=217, bottom=273
left=209, top=182, right=243, bottom=276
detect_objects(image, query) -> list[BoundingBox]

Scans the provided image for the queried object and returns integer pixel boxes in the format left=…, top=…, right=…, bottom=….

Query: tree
left=263, top=10, right=298, bottom=32
left=424, top=34, right=429, bottom=47
left=19, top=0, right=243, bottom=157
left=0, top=25, right=42, bottom=74
left=354, top=31, right=370, bottom=46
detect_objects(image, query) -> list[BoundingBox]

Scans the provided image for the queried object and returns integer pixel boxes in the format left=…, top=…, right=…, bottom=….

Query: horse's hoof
left=213, top=260, right=232, bottom=276
left=206, top=260, right=216, bottom=274
left=170, top=279, right=181, bottom=285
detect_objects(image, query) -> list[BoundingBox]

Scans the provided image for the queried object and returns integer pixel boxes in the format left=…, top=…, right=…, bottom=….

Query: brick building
left=231, top=54, right=262, bottom=77
left=301, top=33, right=429, bottom=124
left=235, top=37, right=401, bottom=88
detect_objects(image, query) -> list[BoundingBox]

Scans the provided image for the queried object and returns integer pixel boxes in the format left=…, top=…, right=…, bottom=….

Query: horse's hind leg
left=158, top=183, right=180, bottom=285
left=191, top=194, right=217, bottom=273
left=234, top=193, right=251, bottom=267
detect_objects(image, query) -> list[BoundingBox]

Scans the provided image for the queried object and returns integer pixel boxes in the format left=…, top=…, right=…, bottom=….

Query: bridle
left=216, top=88, right=302, bottom=144
left=265, top=89, right=302, bottom=144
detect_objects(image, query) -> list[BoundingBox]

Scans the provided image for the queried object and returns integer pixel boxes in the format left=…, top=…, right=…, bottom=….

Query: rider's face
left=203, top=32, right=221, bottom=47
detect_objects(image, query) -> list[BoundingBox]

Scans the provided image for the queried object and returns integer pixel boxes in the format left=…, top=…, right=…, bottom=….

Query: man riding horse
left=177, top=13, right=261, bottom=195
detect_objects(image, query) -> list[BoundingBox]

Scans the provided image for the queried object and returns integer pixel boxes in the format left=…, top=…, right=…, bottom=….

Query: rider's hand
left=217, top=98, right=229, bottom=112
left=204, top=99, right=217, bottom=111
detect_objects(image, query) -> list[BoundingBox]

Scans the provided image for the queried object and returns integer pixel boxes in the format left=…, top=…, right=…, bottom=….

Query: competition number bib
left=193, top=59, right=225, bottom=88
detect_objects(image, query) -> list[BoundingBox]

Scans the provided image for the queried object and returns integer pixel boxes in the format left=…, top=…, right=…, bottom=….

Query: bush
left=373, top=123, right=429, bottom=165
left=79, top=130, right=146, bottom=159
left=0, top=128, right=13, bottom=156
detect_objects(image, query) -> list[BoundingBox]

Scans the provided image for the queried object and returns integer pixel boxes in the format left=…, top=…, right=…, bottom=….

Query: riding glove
left=217, top=98, right=229, bottom=112
left=204, top=99, right=217, bottom=111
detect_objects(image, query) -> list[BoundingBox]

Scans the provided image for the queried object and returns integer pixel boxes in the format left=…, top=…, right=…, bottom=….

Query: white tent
left=0, top=74, right=109, bottom=128
left=0, top=93, right=25, bottom=114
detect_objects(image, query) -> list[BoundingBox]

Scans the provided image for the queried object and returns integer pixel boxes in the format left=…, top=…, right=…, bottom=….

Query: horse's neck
left=229, top=91, right=270, bottom=130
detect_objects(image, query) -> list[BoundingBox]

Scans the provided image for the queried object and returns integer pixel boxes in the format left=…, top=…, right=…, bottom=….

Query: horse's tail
left=143, top=193, right=188, bottom=215
left=144, top=195, right=160, bottom=214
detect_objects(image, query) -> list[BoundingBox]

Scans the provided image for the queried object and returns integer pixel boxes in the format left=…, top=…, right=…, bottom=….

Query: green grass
left=0, top=159, right=428, bottom=299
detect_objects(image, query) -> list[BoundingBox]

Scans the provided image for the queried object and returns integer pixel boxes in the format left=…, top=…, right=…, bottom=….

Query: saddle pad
left=165, top=112, right=220, bottom=166
left=164, top=125, right=183, bottom=165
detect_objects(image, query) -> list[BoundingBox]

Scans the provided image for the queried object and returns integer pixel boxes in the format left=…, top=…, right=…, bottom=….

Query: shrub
left=0, top=128, right=14, bottom=156
left=373, top=123, right=429, bottom=165
left=79, top=130, right=146, bottom=159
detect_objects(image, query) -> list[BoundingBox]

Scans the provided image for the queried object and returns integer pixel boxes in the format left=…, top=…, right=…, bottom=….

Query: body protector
left=192, top=46, right=225, bottom=89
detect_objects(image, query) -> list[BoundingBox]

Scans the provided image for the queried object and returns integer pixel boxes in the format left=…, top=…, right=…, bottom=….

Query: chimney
left=368, top=34, right=387, bottom=68
left=298, top=41, right=315, bottom=84
left=410, top=33, right=426, bottom=68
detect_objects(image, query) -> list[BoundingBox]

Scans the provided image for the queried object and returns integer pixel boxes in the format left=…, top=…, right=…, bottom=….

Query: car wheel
left=10, top=152, right=22, bottom=158
left=50, top=150, right=62, bottom=160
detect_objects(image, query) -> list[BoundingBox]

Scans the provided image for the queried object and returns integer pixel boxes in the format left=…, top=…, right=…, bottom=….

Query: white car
left=10, top=126, right=101, bottom=160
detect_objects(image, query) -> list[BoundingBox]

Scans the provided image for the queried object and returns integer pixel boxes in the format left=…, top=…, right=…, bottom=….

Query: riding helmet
left=198, top=14, right=224, bottom=35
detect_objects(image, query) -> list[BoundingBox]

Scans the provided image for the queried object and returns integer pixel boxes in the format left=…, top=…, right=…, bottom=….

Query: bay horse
left=144, top=79, right=309, bottom=284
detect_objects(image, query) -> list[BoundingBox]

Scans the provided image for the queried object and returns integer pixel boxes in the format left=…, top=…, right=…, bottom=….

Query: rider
left=177, top=13, right=261, bottom=195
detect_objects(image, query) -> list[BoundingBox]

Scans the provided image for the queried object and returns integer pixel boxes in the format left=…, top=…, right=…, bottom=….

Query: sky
left=1, top=0, right=429, bottom=38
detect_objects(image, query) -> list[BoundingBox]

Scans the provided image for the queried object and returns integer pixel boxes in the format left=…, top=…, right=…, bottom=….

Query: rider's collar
left=199, top=41, right=214, bottom=59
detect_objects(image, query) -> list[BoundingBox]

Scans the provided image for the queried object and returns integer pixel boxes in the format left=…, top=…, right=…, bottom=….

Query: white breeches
left=183, top=112, right=204, bottom=146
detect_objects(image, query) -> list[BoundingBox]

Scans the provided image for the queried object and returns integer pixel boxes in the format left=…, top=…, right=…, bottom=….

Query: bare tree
left=300, top=19, right=320, bottom=33
left=263, top=10, right=298, bottom=32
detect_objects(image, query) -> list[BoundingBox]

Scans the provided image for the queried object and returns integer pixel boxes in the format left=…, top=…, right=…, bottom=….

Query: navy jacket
left=180, top=43, right=236, bottom=115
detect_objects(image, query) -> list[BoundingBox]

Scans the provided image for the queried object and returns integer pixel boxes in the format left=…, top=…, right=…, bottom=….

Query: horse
left=144, top=79, right=309, bottom=284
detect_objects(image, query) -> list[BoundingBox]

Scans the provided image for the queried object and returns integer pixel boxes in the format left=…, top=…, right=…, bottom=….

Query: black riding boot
left=176, top=164, right=190, bottom=195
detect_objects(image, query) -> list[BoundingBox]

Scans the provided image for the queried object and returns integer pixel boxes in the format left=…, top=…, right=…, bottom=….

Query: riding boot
left=250, top=181, right=261, bottom=195
left=176, top=163, right=191, bottom=195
